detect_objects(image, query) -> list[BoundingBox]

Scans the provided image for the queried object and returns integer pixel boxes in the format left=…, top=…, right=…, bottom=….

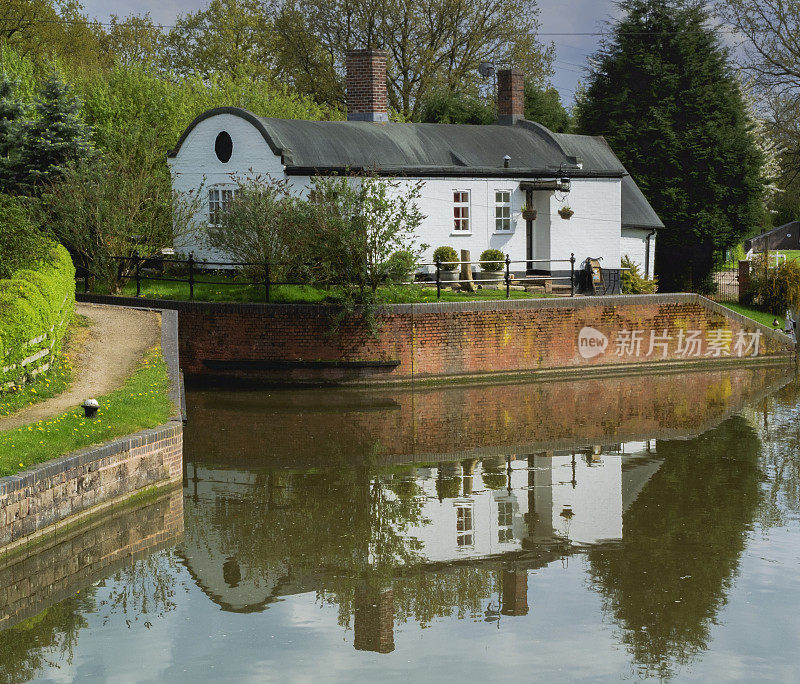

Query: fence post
left=133, top=250, right=141, bottom=297
left=84, top=273, right=90, bottom=293
left=570, top=253, right=575, bottom=297
left=264, top=259, right=271, bottom=302
left=435, top=260, right=441, bottom=300
left=188, top=252, right=195, bottom=300
left=505, top=254, right=511, bottom=299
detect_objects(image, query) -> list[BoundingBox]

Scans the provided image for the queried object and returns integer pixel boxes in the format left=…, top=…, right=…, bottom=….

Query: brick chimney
left=497, top=68, right=525, bottom=125
left=346, top=49, right=389, bottom=123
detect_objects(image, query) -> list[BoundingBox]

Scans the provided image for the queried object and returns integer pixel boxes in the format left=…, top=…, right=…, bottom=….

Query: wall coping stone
left=78, top=292, right=796, bottom=352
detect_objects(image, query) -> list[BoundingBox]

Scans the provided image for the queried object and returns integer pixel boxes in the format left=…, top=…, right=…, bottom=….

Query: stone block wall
left=0, top=487, right=183, bottom=632
left=0, top=422, right=183, bottom=551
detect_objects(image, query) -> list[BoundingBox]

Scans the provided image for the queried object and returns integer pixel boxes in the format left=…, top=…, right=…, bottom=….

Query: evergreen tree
left=0, top=72, right=27, bottom=192
left=13, top=72, right=93, bottom=193
left=576, top=0, right=765, bottom=292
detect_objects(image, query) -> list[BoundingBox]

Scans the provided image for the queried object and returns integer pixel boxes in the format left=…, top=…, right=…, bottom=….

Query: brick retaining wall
left=78, top=293, right=796, bottom=385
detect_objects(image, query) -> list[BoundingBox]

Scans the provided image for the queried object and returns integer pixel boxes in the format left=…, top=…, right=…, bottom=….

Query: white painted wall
left=621, top=228, right=655, bottom=273
left=169, top=113, right=628, bottom=272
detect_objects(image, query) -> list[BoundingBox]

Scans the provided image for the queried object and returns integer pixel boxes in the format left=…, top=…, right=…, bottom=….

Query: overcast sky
left=80, top=0, right=623, bottom=106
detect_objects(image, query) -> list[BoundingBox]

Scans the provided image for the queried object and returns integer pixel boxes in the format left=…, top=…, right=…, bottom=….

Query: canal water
left=2, top=366, right=800, bottom=681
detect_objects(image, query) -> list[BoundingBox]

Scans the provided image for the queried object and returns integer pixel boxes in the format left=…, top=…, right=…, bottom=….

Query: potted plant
left=521, top=204, right=537, bottom=221
left=479, top=248, right=506, bottom=282
left=558, top=206, right=574, bottom=219
left=385, top=249, right=417, bottom=283
left=432, top=245, right=459, bottom=282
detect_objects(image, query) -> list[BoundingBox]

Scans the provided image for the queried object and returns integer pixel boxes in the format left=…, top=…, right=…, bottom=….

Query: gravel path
left=0, top=303, right=161, bottom=431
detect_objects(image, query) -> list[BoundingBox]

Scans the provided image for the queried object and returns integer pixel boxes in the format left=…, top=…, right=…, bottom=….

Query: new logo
left=578, top=327, right=608, bottom=359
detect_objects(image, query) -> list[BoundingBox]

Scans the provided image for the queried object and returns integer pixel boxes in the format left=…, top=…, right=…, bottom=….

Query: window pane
left=454, top=191, right=460, bottom=202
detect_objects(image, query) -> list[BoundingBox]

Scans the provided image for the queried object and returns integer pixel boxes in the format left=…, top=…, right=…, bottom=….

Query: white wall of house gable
left=621, top=228, right=655, bottom=272
left=169, top=113, right=286, bottom=260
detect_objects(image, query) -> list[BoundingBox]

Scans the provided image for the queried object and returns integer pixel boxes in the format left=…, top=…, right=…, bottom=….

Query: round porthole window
left=215, top=131, right=233, bottom=163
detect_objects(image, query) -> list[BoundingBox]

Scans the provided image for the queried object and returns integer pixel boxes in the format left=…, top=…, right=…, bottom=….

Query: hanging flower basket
left=521, top=207, right=537, bottom=221
left=558, top=206, right=574, bottom=219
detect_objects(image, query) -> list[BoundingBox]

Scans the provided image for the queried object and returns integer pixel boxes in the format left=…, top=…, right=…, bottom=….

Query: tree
left=12, top=71, right=94, bottom=193
left=524, top=83, right=571, bottom=132
left=273, top=0, right=554, bottom=118
left=576, top=0, right=765, bottom=292
left=419, top=90, right=494, bottom=125
left=0, top=71, right=27, bottom=190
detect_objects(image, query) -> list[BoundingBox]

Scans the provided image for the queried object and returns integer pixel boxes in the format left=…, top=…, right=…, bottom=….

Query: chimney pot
left=346, top=49, right=389, bottom=123
left=497, top=68, right=525, bottom=125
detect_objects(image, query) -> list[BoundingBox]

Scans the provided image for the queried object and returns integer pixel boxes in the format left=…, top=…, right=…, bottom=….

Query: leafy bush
left=621, top=255, right=658, bottom=294
left=385, top=250, right=417, bottom=282
left=480, top=248, right=505, bottom=272
left=751, top=257, right=800, bottom=315
left=0, top=244, right=75, bottom=388
left=433, top=246, right=459, bottom=271
left=0, top=194, right=53, bottom=279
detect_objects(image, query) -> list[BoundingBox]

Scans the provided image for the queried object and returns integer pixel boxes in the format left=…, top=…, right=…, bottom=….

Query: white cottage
left=168, top=50, right=662, bottom=293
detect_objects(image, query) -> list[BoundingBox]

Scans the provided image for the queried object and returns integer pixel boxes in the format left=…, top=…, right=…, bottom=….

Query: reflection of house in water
left=180, top=441, right=663, bottom=651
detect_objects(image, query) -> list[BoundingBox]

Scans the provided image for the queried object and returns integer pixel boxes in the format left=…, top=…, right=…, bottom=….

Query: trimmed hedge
left=0, top=245, right=75, bottom=389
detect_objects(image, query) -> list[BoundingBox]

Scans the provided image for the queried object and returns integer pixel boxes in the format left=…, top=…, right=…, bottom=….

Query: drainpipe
left=645, top=228, right=657, bottom=279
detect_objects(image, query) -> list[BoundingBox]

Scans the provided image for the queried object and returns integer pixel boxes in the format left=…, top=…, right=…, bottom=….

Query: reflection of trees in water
left=0, top=553, right=181, bottom=683
left=586, top=415, right=763, bottom=679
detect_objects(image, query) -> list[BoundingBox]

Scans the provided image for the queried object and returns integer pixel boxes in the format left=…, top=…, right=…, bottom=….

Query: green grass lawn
left=0, top=315, right=91, bottom=418
left=719, top=302, right=785, bottom=329
left=117, top=277, right=552, bottom=303
left=0, top=348, right=174, bottom=476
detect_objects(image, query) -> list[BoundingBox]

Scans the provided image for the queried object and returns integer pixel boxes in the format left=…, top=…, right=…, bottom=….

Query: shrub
left=480, top=248, right=505, bottom=272
left=751, top=257, right=800, bottom=315
left=0, top=194, right=53, bottom=279
left=433, top=245, right=459, bottom=271
left=385, top=250, right=417, bottom=282
left=0, top=244, right=75, bottom=389
left=621, top=255, right=658, bottom=294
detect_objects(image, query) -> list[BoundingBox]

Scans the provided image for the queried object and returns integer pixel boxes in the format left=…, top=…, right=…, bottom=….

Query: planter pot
left=437, top=269, right=459, bottom=283
left=479, top=270, right=505, bottom=282
left=393, top=271, right=417, bottom=284
left=522, top=209, right=537, bottom=221
left=558, top=207, right=574, bottom=219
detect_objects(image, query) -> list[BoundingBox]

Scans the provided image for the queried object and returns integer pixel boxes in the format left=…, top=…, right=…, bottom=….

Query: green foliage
left=0, top=244, right=75, bottom=389
left=0, top=194, right=52, bottom=278
left=621, top=254, right=658, bottom=294
left=576, top=0, right=766, bottom=292
left=9, top=72, right=94, bottom=193
left=419, top=91, right=494, bottom=125
left=385, top=250, right=418, bottom=282
left=750, top=256, right=800, bottom=315
left=433, top=246, right=459, bottom=271
left=479, top=248, right=505, bottom=272
left=524, top=84, right=571, bottom=132
left=205, top=175, right=309, bottom=281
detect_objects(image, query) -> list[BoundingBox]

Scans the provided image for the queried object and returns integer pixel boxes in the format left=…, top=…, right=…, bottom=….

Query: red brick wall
left=173, top=295, right=794, bottom=384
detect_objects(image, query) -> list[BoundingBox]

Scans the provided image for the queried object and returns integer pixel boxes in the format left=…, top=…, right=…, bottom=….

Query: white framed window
left=456, top=503, right=474, bottom=547
left=453, top=190, right=470, bottom=233
left=494, top=190, right=512, bottom=232
left=208, top=187, right=237, bottom=227
left=497, top=500, right=514, bottom=543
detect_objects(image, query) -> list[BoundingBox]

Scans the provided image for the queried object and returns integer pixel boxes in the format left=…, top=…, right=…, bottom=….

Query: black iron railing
left=77, top=252, right=578, bottom=301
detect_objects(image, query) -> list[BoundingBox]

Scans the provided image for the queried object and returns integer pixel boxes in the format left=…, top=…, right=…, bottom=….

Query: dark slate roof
left=169, top=107, right=662, bottom=229
left=621, top=175, right=664, bottom=230
left=744, top=222, right=800, bottom=253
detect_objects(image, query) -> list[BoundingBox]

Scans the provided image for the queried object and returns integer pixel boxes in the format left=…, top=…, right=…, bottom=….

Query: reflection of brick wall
left=354, top=584, right=395, bottom=654
left=0, top=488, right=183, bottom=631
left=0, top=422, right=183, bottom=551
left=78, top=294, right=794, bottom=384
left=501, top=569, right=529, bottom=616
left=186, top=366, right=786, bottom=466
